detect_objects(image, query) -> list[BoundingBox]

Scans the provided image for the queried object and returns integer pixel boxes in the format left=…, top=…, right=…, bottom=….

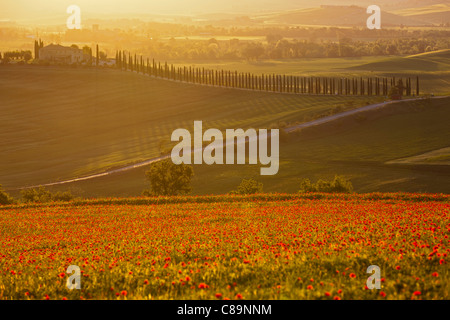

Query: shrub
left=388, top=86, right=399, bottom=99
left=143, top=159, right=194, bottom=196
left=21, top=187, right=75, bottom=203
left=230, top=179, right=263, bottom=195
left=51, top=191, right=76, bottom=202
left=0, top=185, right=15, bottom=205
left=299, top=175, right=353, bottom=193
left=21, top=187, right=52, bottom=203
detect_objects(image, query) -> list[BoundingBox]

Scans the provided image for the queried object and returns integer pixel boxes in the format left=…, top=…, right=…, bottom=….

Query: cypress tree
left=96, top=44, right=99, bottom=66
left=416, top=76, right=420, bottom=96
left=34, top=40, right=39, bottom=59
left=129, top=53, right=133, bottom=71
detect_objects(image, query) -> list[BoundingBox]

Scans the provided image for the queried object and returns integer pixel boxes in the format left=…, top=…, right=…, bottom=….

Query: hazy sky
left=0, top=0, right=372, bottom=20
left=0, top=0, right=416, bottom=21
left=1, top=0, right=301, bottom=18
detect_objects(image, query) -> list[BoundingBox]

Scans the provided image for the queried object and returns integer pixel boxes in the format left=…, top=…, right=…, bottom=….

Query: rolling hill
left=254, top=5, right=444, bottom=27
left=32, top=96, right=449, bottom=197
left=392, top=3, right=450, bottom=24
left=347, top=49, right=450, bottom=72
left=1, top=52, right=449, bottom=198
left=0, top=64, right=381, bottom=191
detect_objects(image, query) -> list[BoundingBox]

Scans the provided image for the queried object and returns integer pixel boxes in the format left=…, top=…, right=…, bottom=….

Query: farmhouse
left=39, top=44, right=86, bottom=64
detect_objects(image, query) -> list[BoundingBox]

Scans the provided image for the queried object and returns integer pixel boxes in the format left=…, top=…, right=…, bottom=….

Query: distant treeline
left=73, top=26, right=450, bottom=61
left=115, top=51, right=420, bottom=97
left=2, top=24, right=449, bottom=61
left=120, top=36, right=450, bottom=61
left=0, top=50, right=32, bottom=62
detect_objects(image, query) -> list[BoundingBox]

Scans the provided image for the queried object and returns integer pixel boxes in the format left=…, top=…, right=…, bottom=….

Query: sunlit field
left=1, top=0, right=449, bottom=307
left=0, top=65, right=383, bottom=190
left=0, top=193, right=448, bottom=300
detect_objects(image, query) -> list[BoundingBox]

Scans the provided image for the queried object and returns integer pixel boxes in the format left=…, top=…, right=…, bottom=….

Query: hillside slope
left=20, top=97, right=450, bottom=197
left=255, top=5, right=436, bottom=26
left=0, top=65, right=379, bottom=190
left=347, top=49, right=450, bottom=72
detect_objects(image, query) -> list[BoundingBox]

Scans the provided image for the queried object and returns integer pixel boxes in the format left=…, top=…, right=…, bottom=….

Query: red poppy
left=198, top=283, right=209, bottom=289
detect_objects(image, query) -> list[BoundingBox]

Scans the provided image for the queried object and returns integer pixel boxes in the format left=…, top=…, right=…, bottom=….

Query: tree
left=396, top=79, right=405, bottom=96
left=82, top=45, right=92, bottom=65
left=34, top=40, right=39, bottom=59
left=20, top=187, right=75, bottom=203
left=0, top=185, right=15, bottom=205
left=23, top=51, right=32, bottom=61
left=386, top=44, right=398, bottom=55
left=230, top=179, right=263, bottom=195
left=21, top=187, right=52, bottom=203
left=388, top=85, right=400, bottom=99
left=299, top=175, right=353, bottom=193
left=243, top=43, right=264, bottom=61
left=266, top=34, right=283, bottom=44
left=96, top=44, right=99, bottom=66
left=143, top=159, right=194, bottom=196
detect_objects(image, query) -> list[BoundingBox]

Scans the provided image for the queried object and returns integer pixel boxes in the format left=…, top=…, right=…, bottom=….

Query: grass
left=31, top=97, right=450, bottom=198
left=1, top=50, right=449, bottom=198
left=0, top=64, right=383, bottom=191
left=348, top=50, right=450, bottom=73
left=0, top=193, right=448, bottom=300
left=393, top=4, right=450, bottom=16
left=387, top=147, right=450, bottom=165
left=191, top=97, right=450, bottom=195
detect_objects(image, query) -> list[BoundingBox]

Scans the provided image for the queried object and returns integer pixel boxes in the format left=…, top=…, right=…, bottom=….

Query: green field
left=1, top=50, right=449, bottom=198
left=30, top=96, right=449, bottom=198
left=0, top=65, right=383, bottom=192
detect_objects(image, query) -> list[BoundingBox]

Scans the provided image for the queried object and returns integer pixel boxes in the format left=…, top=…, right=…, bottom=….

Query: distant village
left=0, top=40, right=116, bottom=67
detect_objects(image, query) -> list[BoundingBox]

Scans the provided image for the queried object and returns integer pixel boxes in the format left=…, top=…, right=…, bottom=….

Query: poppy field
left=0, top=193, right=448, bottom=300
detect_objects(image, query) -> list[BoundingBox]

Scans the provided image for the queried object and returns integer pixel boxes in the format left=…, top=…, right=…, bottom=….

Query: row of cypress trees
left=114, top=50, right=420, bottom=96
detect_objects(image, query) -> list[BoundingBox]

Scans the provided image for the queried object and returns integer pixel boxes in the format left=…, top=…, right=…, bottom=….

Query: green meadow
left=26, top=96, right=449, bottom=198
left=0, top=65, right=382, bottom=191
left=1, top=50, right=449, bottom=198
